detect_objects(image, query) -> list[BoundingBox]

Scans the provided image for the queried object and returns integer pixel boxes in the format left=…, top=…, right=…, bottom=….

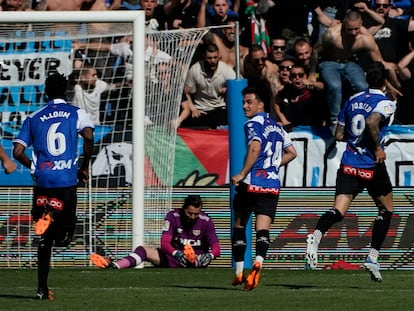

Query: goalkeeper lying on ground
left=91, top=195, right=220, bottom=269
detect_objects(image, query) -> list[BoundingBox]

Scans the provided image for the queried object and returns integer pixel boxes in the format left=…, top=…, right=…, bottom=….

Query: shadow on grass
left=170, top=284, right=241, bottom=290
left=267, top=283, right=362, bottom=290
left=0, top=294, right=36, bottom=300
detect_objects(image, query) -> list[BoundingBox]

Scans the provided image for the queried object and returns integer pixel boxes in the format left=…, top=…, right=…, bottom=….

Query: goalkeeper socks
left=116, top=246, right=146, bottom=269
left=371, top=210, right=392, bottom=251
left=232, top=227, right=247, bottom=262
left=315, top=207, right=344, bottom=234
left=255, top=230, right=270, bottom=259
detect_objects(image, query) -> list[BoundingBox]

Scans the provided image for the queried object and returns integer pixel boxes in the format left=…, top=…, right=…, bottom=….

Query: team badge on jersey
left=192, top=230, right=201, bottom=236
left=162, top=220, right=170, bottom=231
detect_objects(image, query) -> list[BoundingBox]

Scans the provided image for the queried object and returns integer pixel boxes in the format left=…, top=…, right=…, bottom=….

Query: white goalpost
left=0, top=11, right=207, bottom=267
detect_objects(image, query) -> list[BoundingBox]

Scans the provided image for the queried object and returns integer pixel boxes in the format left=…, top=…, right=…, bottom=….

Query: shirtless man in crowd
left=213, top=18, right=248, bottom=69
left=312, top=10, right=398, bottom=126
left=34, top=0, right=107, bottom=10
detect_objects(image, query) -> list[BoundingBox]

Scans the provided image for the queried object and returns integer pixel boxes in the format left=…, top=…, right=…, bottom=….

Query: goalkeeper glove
left=198, top=253, right=213, bottom=267
left=173, top=251, right=188, bottom=267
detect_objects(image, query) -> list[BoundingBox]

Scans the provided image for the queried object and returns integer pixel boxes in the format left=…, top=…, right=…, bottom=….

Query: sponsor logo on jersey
left=162, top=220, right=170, bottom=231
left=180, top=238, right=201, bottom=246
left=40, top=159, right=74, bottom=171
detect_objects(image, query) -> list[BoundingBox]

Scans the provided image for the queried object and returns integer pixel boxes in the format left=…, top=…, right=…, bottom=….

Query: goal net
left=0, top=11, right=207, bottom=267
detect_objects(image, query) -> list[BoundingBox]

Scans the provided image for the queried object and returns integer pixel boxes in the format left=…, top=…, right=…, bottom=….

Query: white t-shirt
left=72, top=79, right=109, bottom=125
left=185, top=61, right=236, bottom=111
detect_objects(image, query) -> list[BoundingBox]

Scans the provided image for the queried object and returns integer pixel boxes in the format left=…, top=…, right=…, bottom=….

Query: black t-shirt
left=265, top=0, right=318, bottom=38
left=276, top=84, right=328, bottom=126
left=147, top=5, right=169, bottom=30
left=396, top=60, right=414, bottom=125
left=167, top=1, right=200, bottom=29
left=365, top=17, right=410, bottom=63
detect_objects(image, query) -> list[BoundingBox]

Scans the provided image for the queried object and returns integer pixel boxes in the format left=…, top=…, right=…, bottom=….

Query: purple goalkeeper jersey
left=162, top=208, right=219, bottom=256
left=13, top=99, right=94, bottom=188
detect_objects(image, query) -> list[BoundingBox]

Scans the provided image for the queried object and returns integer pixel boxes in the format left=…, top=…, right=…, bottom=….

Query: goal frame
left=1, top=11, right=146, bottom=250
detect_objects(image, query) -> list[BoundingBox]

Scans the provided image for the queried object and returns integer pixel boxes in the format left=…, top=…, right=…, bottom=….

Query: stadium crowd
left=4, top=0, right=413, bottom=131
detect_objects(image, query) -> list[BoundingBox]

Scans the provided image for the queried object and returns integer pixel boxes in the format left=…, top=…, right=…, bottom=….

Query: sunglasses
left=279, top=65, right=293, bottom=71
left=253, top=57, right=266, bottom=65
left=290, top=72, right=305, bottom=79
left=374, top=3, right=390, bottom=8
left=272, top=45, right=286, bottom=51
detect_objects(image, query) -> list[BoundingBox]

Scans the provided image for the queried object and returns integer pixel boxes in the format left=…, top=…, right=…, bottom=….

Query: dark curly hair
left=365, top=61, right=386, bottom=89
left=44, top=73, right=67, bottom=100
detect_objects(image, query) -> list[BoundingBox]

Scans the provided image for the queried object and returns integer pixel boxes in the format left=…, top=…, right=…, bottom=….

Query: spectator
left=0, top=0, right=31, bottom=10
left=313, top=10, right=395, bottom=127
left=140, top=0, right=169, bottom=30
left=197, top=0, right=237, bottom=28
left=164, top=0, right=200, bottom=29
left=73, top=35, right=171, bottom=84
left=80, top=0, right=110, bottom=10
left=277, top=58, right=295, bottom=91
left=291, top=38, right=325, bottom=90
left=90, top=195, right=220, bottom=269
left=173, top=94, right=192, bottom=129
left=34, top=0, right=104, bottom=10
left=396, top=48, right=414, bottom=124
left=72, top=36, right=131, bottom=83
left=273, top=64, right=328, bottom=131
left=120, top=0, right=140, bottom=10
left=310, top=0, right=349, bottom=42
left=181, top=43, right=236, bottom=129
left=242, top=44, right=280, bottom=111
left=105, top=0, right=122, bottom=10
left=291, top=38, right=313, bottom=72
left=361, top=0, right=414, bottom=72
left=268, top=35, right=292, bottom=66
left=353, top=1, right=386, bottom=35
left=265, top=1, right=315, bottom=40
left=213, top=18, right=249, bottom=69
left=310, top=1, right=384, bottom=40
left=72, top=64, right=118, bottom=125
left=151, top=61, right=190, bottom=128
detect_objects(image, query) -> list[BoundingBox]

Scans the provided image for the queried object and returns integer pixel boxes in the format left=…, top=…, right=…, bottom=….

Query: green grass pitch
left=1, top=268, right=414, bottom=311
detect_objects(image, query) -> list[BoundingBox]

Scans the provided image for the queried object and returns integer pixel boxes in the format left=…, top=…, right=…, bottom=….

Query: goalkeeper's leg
left=91, top=246, right=166, bottom=269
